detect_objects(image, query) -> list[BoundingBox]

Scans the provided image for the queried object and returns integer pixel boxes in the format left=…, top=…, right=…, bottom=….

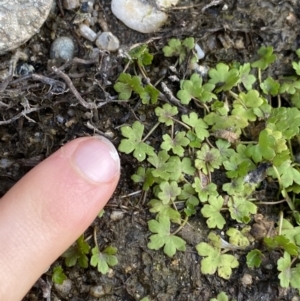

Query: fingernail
left=72, top=136, right=120, bottom=183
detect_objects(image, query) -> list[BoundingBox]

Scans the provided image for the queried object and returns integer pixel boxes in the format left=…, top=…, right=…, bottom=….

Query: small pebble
left=195, top=43, right=205, bottom=60
left=56, top=115, right=65, bottom=124
left=54, top=279, right=72, bottom=297
left=89, top=285, right=105, bottom=298
left=96, top=32, right=120, bottom=51
left=157, top=0, right=179, bottom=7
left=0, top=158, right=13, bottom=169
left=80, top=2, right=91, bottom=13
left=111, top=0, right=168, bottom=33
left=110, top=210, right=125, bottom=221
left=79, top=24, right=97, bottom=42
left=50, top=36, right=75, bottom=61
left=191, top=64, right=209, bottom=77
left=63, top=0, right=80, bottom=10
left=0, top=0, right=52, bottom=53
left=16, top=63, right=35, bottom=76
left=241, top=273, right=253, bottom=286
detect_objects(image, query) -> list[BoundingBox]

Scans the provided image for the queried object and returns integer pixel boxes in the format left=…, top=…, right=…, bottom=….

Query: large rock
left=0, top=0, right=53, bottom=53
left=111, top=0, right=179, bottom=33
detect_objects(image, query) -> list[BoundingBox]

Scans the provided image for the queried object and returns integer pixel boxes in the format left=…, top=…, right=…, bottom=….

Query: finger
left=0, top=136, right=120, bottom=300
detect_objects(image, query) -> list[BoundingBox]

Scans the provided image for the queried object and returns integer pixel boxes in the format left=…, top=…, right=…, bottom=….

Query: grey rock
left=96, top=32, right=120, bottom=51
left=54, top=279, right=72, bottom=297
left=0, top=0, right=53, bottom=53
left=50, top=36, right=75, bottom=61
left=89, top=285, right=106, bottom=298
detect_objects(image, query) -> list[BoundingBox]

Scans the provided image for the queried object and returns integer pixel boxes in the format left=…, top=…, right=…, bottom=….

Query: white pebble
left=96, top=32, right=120, bottom=51
left=111, top=0, right=168, bottom=33
left=157, top=0, right=179, bottom=8
left=79, top=24, right=97, bottom=42
left=89, top=285, right=105, bottom=298
left=63, top=0, right=80, bottom=10
left=195, top=43, right=205, bottom=60
left=54, top=279, right=72, bottom=297
left=0, top=158, right=12, bottom=169
left=241, top=273, right=253, bottom=286
left=190, top=63, right=209, bottom=77
left=50, top=36, right=75, bottom=61
left=110, top=211, right=125, bottom=221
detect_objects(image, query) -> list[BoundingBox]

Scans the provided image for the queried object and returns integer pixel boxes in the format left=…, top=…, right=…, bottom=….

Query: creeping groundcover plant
left=115, top=39, right=300, bottom=294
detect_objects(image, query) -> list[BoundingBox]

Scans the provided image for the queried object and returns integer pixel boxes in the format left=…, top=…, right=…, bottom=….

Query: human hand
left=0, top=136, right=120, bottom=300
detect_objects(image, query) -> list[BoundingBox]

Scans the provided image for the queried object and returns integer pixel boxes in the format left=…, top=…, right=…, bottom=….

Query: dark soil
left=1, top=0, right=300, bottom=300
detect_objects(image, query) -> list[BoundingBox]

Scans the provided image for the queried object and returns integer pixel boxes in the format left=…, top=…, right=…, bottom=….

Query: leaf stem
left=277, top=94, right=281, bottom=108
left=272, top=165, right=283, bottom=195
left=174, top=118, right=192, bottom=131
left=272, top=168, right=294, bottom=211
left=255, top=199, right=287, bottom=205
left=194, top=99, right=210, bottom=113
left=206, top=163, right=212, bottom=182
left=278, top=211, right=283, bottom=235
left=287, top=139, right=294, bottom=162
left=142, top=121, right=160, bottom=141
left=284, top=192, right=295, bottom=212
left=172, top=214, right=188, bottom=235
left=290, top=256, right=298, bottom=268
left=238, top=141, right=258, bottom=144
left=258, top=68, right=262, bottom=84
left=93, top=227, right=98, bottom=247
left=138, top=63, right=148, bottom=79
left=205, top=138, right=214, bottom=149
left=228, top=90, right=247, bottom=109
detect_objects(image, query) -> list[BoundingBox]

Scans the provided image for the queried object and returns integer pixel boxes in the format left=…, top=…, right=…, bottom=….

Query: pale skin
left=0, top=136, right=120, bottom=300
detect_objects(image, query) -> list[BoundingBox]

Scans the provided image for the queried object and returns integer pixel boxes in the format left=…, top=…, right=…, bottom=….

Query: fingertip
left=71, top=135, right=120, bottom=183
left=0, top=136, right=120, bottom=300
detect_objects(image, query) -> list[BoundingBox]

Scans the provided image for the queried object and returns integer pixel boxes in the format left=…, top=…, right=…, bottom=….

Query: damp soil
left=1, top=0, right=300, bottom=300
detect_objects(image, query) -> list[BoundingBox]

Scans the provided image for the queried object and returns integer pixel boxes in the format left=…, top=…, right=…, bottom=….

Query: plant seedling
left=90, top=246, right=118, bottom=274
left=52, top=266, right=67, bottom=284
left=163, top=37, right=195, bottom=64
left=161, top=131, right=190, bottom=156
left=177, top=73, right=217, bottom=104
left=118, top=121, right=155, bottom=162
left=210, top=291, right=236, bottom=301
left=128, top=44, right=154, bottom=67
left=277, top=252, right=300, bottom=291
left=246, top=249, right=263, bottom=268
left=196, top=233, right=239, bottom=279
left=147, top=215, right=186, bottom=257
left=195, top=143, right=222, bottom=175
left=62, top=234, right=90, bottom=268
left=208, top=63, right=240, bottom=93
left=201, top=195, right=226, bottom=229
left=115, top=40, right=300, bottom=293
left=251, top=46, right=276, bottom=70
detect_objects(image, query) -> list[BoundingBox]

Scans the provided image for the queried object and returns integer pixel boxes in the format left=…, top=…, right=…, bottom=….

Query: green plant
left=128, top=44, right=154, bottom=67
left=251, top=46, right=276, bottom=70
left=147, top=216, right=186, bottom=257
left=114, top=73, right=159, bottom=104
left=116, top=41, right=300, bottom=293
left=59, top=230, right=118, bottom=277
left=210, top=291, right=236, bottom=301
left=62, top=234, right=90, bottom=268
left=52, top=265, right=67, bottom=284
left=90, top=246, right=118, bottom=274
left=118, top=121, right=155, bottom=162
left=162, top=37, right=195, bottom=64
left=196, top=233, right=239, bottom=279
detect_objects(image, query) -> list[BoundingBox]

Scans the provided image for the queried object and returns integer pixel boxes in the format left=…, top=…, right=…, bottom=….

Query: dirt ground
left=1, top=0, right=300, bottom=300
